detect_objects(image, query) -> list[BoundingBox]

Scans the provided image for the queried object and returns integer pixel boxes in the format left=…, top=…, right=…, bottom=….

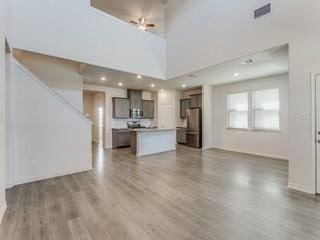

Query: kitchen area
left=112, top=89, right=176, bottom=156
left=111, top=87, right=203, bottom=156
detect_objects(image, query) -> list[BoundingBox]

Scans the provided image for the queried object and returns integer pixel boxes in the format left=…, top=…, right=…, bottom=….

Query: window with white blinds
left=253, top=88, right=280, bottom=131
left=227, top=92, right=248, bottom=129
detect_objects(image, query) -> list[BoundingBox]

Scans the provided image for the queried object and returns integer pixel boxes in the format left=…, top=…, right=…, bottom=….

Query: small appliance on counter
left=186, top=108, right=202, bottom=148
left=127, top=121, right=145, bottom=129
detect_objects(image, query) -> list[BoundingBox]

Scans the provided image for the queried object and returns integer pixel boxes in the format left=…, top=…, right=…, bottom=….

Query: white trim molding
left=288, top=182, right=315, bottom=195
left=311, top=73, right=320, bottom=194
left=13, top=167, right=92, bottom=187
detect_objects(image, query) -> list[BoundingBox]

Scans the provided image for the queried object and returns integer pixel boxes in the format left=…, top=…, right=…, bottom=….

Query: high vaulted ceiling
left=82, top=45, right=288, bottom=91
left=90, top=0, right=167, bottom=37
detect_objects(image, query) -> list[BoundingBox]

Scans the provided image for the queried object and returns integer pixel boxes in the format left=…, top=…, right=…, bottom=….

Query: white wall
left=16, top=51, right=84, bottom=111
left=210, top=74, right=288, bottom=159
left=166, top=0, right=320, bottom=193
left=202, top=85, right=214, bottom=149
left=11, top=0, right=166, bottom=80
left=11, top=60, right=92, bottom=185
left=83, top=84, right=156, bottom=148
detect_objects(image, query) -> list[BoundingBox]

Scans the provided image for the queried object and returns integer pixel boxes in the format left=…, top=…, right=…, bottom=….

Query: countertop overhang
left=130, top=128, right=176, bottom=133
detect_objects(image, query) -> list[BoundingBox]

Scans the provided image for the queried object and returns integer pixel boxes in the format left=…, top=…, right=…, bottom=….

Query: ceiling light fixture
left=242, top=59, right=255, bottom=65
left=233, top=72, right=240, bottom=77
left=137, top=75, right=142, bottom=79
left=151, top=84, right=155, bottom=88
left=188, top=74, right=198, bottom=79
left=118, top=82, right=123, bottom=86
left=182, top=84, right=187, bottom=88
left=101, top=76, right=106, bottom=81
left=138, top=25, right=146, bottom=31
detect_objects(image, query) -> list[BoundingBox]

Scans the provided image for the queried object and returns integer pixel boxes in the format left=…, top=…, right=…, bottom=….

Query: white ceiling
left=82, top=65, right=166, bottom=91
left=83, top=45, right=289, bottom=91
left=90, top=0, right=167, bottom=37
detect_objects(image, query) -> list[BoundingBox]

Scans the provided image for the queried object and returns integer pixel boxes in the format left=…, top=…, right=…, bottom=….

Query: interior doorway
left=83, top=90, right=106, bottom=147
left=98, top=107, right=104, bottom=145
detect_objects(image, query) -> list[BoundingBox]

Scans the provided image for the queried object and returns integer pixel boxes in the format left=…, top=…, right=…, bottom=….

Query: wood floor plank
left=68, top=218, right=93, bottom=240
left=2, top=144, right=320, bottom=240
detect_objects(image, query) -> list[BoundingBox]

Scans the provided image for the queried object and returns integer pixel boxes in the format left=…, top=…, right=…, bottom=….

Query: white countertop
left=131, top=128, right=176, bottom=133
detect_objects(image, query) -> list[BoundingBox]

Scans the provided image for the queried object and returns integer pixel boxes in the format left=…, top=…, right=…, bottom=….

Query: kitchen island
left=130, top=128, right=176, bottom=156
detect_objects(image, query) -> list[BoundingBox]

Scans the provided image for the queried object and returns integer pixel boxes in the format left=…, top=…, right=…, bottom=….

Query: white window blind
left=253, top=88, right=280, bottom=131
left=227, top=92, right=248, bottom=129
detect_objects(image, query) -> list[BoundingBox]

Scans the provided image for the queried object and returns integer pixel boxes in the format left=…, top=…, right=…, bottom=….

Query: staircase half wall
left=10, top=59, right=92, bottom=186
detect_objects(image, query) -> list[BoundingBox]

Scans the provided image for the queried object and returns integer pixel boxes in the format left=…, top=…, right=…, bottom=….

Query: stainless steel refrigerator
left=186, top=108, right=202, bottom=148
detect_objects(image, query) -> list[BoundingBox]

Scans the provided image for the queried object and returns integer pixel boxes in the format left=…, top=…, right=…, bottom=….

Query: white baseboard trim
left=13, top=166, right=93, bottom=186
left=288, top=183, right=315, bottom=195
left=0, top=201, right=7, bottom=223
left=207, top=146, right=288, bottom=160
left=202, top=146, right=214, bottom=151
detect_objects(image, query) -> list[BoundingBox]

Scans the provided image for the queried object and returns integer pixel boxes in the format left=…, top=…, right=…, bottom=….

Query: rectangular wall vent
left=254, top=3, right=271, bottom=19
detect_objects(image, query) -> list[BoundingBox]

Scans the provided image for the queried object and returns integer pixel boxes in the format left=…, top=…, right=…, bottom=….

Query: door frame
left=4, top=38, right=14, bottom=189
left=311, top=73, right=320, bottom=194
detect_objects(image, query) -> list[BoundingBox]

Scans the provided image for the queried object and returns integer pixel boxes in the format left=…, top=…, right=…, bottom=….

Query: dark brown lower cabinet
left=176, top=128, right=187, bottom=144
left=112, top=129, right=131, bottom=148
left=130, top=131, right=137, bottom=154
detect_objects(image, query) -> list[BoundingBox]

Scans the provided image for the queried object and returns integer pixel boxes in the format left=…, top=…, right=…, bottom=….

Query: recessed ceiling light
left=182, top=84, right=187, bottom=88
left=137, top=75, right=142, bottom=79
left=160, top=89, right=164, bottom=92
left=233, top=73, right=240, bottom=77
left=101, top=76, right=106, bottom=81
left=151, top=84, right=155, bottom=88
left=118, top=82, right=123, bottom=86
left=138, top=25, right=146, bottom=31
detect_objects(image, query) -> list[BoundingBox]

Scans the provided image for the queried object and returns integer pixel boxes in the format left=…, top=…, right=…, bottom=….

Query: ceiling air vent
left=254, top=3, right=271, bottom=19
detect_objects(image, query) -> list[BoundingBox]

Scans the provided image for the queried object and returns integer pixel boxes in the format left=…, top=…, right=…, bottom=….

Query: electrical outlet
left=32, top=160, right=36, bottom=168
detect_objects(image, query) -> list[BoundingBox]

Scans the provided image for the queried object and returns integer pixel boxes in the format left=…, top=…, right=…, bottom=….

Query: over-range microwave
left=130, top=109, right=143, bottom=119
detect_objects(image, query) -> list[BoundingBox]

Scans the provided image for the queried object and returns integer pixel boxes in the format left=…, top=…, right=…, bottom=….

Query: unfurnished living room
left=1, top=0, right=320, bottom=239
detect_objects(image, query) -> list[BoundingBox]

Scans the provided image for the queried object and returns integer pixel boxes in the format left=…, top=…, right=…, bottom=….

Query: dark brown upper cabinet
left=190, top=94, right=202, bottom=108
left=128, top=89, right=142, bottom=109
left=112, top=97, right=130, bottom=119
left=180, top=98, right=190, bottom=118
left=142, top=100, right=155, bottom=119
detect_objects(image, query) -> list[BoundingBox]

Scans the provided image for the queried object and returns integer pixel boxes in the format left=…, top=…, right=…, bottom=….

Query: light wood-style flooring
left=1, top=144, right=320, bottom=240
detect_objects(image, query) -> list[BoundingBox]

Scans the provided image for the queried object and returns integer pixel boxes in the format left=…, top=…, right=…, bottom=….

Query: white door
left=316, top=75, right=320, bottom=194
left=158, top=104, right=175, bottom=129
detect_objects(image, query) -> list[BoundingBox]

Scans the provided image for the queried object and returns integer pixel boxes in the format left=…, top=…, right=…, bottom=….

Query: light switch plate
left=299, top=112, right=309, bottom=120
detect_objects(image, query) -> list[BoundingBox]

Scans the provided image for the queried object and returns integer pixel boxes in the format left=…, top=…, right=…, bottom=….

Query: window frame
left=252, top=88, right=281, bottom=132
left=226, top=91, right=249, bottom=130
